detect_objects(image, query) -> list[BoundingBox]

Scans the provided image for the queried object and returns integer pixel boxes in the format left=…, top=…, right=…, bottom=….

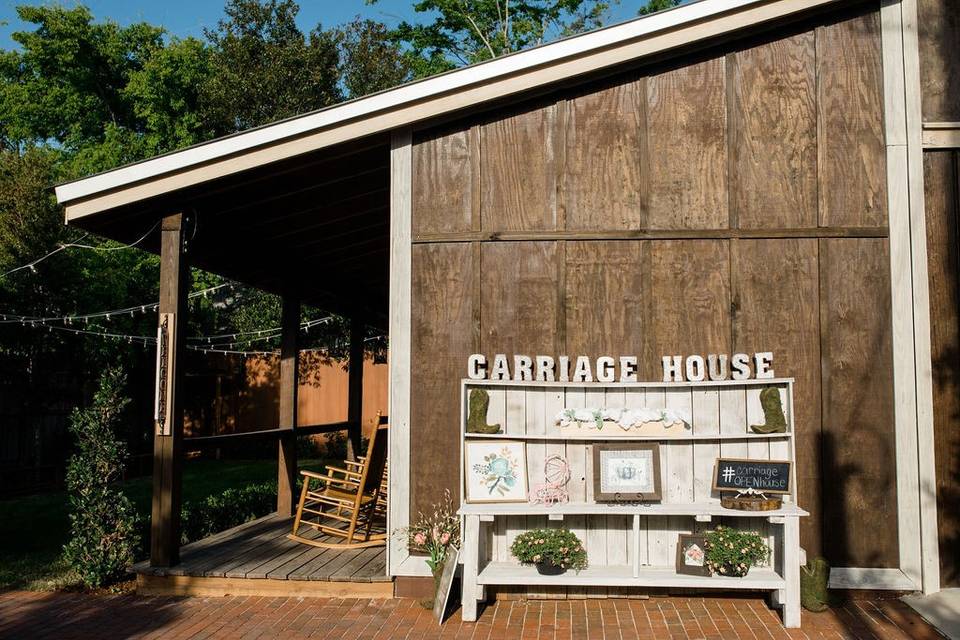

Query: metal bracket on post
left=154, top=312, right=176, bottom=436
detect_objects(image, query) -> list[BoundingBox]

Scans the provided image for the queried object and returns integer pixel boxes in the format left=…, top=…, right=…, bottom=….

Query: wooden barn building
left=54, top=0, right=957, bottom=610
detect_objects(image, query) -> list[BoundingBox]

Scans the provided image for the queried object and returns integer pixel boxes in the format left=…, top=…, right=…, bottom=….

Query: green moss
left=749, top=387, right=787, bottom=434
left=801, top=557, right=831, bottom=612
left=466, top=388, right=501, bottom=434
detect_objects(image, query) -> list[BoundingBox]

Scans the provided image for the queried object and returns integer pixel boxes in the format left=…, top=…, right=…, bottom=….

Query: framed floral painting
left=464, top=440, right=528, bottom=503
left=676, top=533, right=710, bottom=577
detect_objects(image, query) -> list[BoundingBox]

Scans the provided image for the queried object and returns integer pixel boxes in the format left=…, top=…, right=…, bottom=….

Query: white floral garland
left=554, top=407, right=692, bottom=431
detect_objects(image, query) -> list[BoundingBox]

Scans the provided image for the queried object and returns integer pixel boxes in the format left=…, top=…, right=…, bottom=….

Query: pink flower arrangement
left=393, top=489, right=461, bottom=575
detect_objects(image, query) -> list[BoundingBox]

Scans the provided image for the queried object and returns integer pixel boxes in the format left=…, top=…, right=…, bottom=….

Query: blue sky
left=0, top=1, right=651, bottom=49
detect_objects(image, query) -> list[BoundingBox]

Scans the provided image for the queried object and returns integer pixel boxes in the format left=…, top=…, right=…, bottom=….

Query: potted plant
left=510, top=528, right=588, bottom=575
left=395, top=489, right=460, bottom=607
left=704, top=525, right=770, bottom=577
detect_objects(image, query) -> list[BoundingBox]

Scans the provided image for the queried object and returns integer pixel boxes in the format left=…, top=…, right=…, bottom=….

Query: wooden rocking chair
left=289, top=415, right=388, bottom=549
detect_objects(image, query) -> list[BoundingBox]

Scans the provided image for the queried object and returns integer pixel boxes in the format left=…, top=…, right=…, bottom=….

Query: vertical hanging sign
left=154, top=313, right=176, bottom=436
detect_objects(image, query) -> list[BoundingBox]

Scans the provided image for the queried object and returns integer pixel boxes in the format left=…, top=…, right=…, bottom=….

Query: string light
left=0, top=282, right=235, bottom=325
left=12, top=315, right=344, bottom=356
left=187, top=345, right=276, bottom=356
left=37, top=322, right=156, bottom=345
left=0, top=221, right=352, bottom=357
left=187, top=317, right=333, bottom=345
left=0, top=221, right=161, bottom=279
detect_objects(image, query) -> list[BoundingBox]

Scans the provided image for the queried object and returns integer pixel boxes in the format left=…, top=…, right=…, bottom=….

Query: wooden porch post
left=346, top=317, right=364, bottom=460
left=277, top=295, right=300, bottom=515
left=150, top=213, right=188, bottom=567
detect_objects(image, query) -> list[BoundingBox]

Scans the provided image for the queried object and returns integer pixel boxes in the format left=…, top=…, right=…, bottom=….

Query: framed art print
left=464, top=440, right=529, bottom=503
left=433, top=546, right=460, bottom=624
left=676, top=534, right=710, bottom=576
left=592, top=443, right=661, bottom=501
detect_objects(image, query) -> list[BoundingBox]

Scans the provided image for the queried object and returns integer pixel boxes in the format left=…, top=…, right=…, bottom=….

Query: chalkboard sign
left=712, top=458, right=791, bottom=495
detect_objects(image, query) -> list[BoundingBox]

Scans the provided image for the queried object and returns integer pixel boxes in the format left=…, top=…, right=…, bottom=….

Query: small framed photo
left=433, top=546, right=460, bottom=624
left=464, top=440, right=528, bottom=503
left=592, top=443, right=661, bottom=502
left=676, top=534, right=710, bottom=576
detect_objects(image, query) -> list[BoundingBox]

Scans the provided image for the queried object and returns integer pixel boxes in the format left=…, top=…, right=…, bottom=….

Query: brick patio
left=0, top=591, right=943, bottom=640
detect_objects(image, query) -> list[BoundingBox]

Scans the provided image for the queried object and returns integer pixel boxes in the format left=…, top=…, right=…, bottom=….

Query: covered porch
left=133, top=515, right=391, bottom=598
left=62, top=133, right=394, bottom=596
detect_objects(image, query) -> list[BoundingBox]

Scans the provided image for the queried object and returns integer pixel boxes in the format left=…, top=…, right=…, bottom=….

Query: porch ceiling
left=72, top=134, right=391, bottom=325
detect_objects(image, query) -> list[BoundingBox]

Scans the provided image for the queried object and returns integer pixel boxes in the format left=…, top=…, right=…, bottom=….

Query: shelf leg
left=476, top=518, right=487, bottom=602
left=462, top=515, right=480, bottom=622
left=782, top=516, right=801, bottom=628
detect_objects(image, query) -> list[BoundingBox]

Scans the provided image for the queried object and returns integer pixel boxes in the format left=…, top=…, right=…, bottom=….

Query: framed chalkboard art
left=592, top=443, right=661, bottom=502
left=711, top=458, right=791, bottom=495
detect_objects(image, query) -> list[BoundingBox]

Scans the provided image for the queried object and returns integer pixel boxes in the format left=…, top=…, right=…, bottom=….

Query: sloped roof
left=55, top=0, right=842, bottom=220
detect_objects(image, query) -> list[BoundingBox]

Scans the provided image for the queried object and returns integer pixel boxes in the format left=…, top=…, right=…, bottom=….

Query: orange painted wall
left=183, top=354, right=389, bottom=437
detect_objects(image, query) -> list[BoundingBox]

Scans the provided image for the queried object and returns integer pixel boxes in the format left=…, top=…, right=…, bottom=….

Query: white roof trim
left=56, top=0, right=840, bottom=213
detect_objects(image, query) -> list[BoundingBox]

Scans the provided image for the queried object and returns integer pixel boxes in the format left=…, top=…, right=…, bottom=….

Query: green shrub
left=180, top=481, right=276, bottom=544
left=296, top=434, right=324, bottom=458
left=704, top=525, right=770, bottom=577
left=323, top=431, right=369, bottom=459
left=62, top=367, right=140, bottom=588
left=510, top=528, right=587, bottom=571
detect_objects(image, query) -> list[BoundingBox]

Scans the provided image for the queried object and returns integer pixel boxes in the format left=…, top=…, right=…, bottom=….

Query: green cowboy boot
left=801, top=557, right=831, bottom=612
left=466, top=388, right=501, bottom=434
left=750, top=387, right=787, bottom=434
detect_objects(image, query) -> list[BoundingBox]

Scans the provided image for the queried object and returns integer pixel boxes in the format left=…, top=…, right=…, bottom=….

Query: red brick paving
left=0, top=591, right=943, bottom=640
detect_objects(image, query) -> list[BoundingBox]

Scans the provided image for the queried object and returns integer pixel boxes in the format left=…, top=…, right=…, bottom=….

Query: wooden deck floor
left=132, top=514, right=391, bottom=598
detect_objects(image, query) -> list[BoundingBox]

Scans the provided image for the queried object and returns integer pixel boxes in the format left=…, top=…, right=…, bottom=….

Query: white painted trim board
left=387, top=130, right=413, bottom=578
left=900, top=0, right=941, bottom=595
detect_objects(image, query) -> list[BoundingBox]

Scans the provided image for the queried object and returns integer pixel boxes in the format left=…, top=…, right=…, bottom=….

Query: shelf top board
left=463, top=431, right=792, bottom=441
left=462, top=377, right=795, bottom=389
left=458, top=501, right=808, bottom=518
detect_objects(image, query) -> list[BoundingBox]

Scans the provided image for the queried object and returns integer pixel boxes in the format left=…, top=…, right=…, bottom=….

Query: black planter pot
left=535, top=562, right=566, bottom=576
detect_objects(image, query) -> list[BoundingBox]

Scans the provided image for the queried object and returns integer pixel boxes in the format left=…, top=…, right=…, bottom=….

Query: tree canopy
left=369, top=0, right=618, bottom=77
left=637, top=0, right=682, bottom=16
left=202, top=0, right=342, bottom=131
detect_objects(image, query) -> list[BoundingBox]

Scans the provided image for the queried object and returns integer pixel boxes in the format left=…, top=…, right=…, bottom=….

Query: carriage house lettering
left=466, top=352, right=775, bottom=383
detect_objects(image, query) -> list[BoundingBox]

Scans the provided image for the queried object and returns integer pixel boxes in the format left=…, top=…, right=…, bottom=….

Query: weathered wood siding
left=924, top=150, right=960, bottom=587
left=409, top=3, right=895, bottom=568
left=918, top=0, right=960, bottom=122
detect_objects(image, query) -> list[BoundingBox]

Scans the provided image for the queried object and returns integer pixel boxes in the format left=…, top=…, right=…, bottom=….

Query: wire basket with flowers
left=704, top=525, right=770, bottom=577
left=510, top=528, right=587, bottom=575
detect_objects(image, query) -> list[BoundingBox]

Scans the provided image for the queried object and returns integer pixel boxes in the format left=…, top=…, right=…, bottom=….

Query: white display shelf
left=464, top=431, right=791, bottom=441
left=458, top=501, right=808, bottom=518
left=477, top=562, right=786, bottom=590
left=459, top=378, right=803, bottom=628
